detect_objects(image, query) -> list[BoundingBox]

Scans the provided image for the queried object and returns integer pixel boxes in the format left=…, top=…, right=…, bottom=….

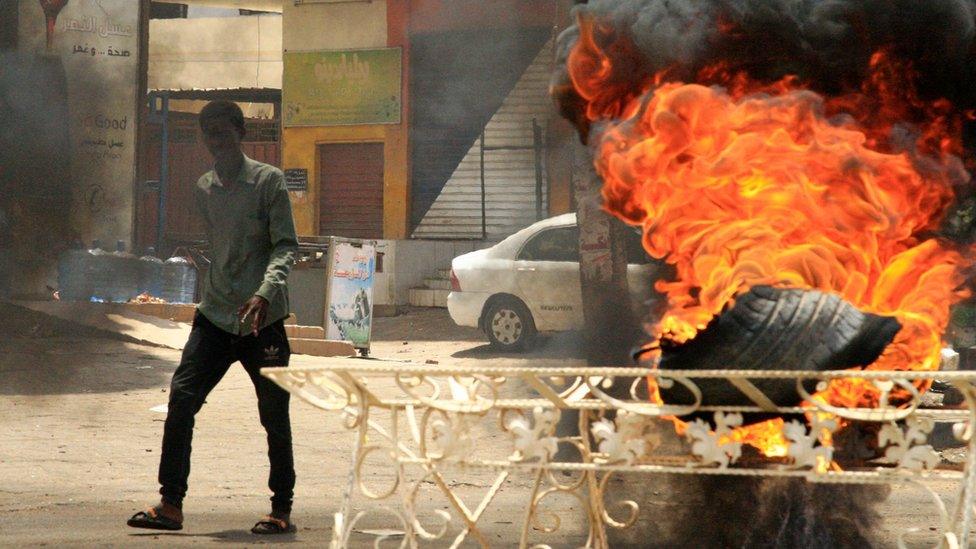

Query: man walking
left=128, top=101, right=299, bottom=534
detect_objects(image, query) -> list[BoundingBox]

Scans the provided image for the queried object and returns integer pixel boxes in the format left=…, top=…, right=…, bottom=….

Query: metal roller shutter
left=408, top=27, right=551, bottom=234
left=412, top=39, right=553, bottom=240
left=317, top=142, right=384, bottom=239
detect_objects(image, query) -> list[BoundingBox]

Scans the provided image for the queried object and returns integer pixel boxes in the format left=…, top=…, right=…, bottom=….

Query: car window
left=518, top=226, right=580, bottom=262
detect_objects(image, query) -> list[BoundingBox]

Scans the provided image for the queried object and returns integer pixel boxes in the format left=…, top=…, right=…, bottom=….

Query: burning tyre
left=655, top=285, right=902, bottom=409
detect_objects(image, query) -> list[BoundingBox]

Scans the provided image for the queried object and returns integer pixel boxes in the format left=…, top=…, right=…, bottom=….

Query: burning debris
left=129, top=293, right=167, bottom=304
left=656, top=285, right=901, bottom=408
left=552, top=1, right=976, bottom=545
left=554, top=0, right=976, bottom=452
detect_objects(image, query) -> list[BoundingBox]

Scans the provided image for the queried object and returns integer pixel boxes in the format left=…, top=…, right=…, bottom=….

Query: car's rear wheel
left=484, top=297, right=536, bottom=351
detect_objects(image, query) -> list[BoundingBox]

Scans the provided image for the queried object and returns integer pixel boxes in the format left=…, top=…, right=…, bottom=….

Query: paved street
left=0, top=306, right=590, bottom=547
left=0, top=305, right=969, bottom=547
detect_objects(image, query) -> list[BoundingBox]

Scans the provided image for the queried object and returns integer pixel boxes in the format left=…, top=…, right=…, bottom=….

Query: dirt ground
left=0, top=305, right=591, bottom=547
left=0, top=304, right=970, bottom=547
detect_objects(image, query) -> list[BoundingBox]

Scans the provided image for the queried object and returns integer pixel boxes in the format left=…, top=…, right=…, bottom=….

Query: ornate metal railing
left=261, top=360, right=976, bottom=549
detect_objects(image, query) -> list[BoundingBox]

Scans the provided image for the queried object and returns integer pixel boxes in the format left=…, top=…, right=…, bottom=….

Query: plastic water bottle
left=87, top=240, right=109, bottom=303
left=138, top=247, right=164, bottom=298
left=161, top=256, right=197, bottom=304
left=104, top=240, right=140, bottom=303
left=83, top=240, right=108, bottom=302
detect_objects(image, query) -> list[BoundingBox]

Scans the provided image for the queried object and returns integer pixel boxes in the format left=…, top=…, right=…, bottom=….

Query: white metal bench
left=262, top=360, right=976, bottom=548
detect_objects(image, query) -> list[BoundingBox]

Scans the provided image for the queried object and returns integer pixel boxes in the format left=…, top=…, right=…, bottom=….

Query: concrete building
left=4, top=0, right=580, bottom=312
left=148, top=0, right=578, bottom=311
left=275, top=0, right=577, bottom=309
left=2, top=0, right=143, bottom=296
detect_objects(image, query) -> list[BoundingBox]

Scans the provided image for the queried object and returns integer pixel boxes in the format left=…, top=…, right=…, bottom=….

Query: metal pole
left=480, top=130, right=487, bottom=240
left=533, top=118, right=544, bottom=220
left=155, top=92, right=170, bottom=254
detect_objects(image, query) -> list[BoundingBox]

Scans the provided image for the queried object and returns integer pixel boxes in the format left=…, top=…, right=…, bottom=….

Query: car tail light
left=450, top=269, right=462, bottom=291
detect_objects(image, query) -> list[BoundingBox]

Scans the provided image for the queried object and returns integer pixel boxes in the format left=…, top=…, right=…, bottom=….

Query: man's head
left=199, top=100, right=245, bottom=163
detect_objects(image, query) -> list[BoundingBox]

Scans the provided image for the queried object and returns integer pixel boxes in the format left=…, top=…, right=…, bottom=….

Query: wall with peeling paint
left=149, top=15, right=282, bottom=92
left=18, top=0, right=141, bottom=251
left=280, top=0, right=410, bottom=240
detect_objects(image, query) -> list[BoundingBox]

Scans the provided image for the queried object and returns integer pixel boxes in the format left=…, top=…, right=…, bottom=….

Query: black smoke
left=553, top=0, right=976, bottom=240
left=607, top=475, right=889, bottom=548
left=553, top=0, right=976, bottom=141
left=0, top=51, right=75, bottom=297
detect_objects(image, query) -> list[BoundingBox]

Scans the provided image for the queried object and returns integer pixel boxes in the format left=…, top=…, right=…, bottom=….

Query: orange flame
left=724, top=418, right=789, bottom=457
left=568, top=17, right=972, bottom=457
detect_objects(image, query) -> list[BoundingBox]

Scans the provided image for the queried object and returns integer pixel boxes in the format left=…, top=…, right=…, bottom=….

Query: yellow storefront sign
left=283, top=48, right=402, bottom=126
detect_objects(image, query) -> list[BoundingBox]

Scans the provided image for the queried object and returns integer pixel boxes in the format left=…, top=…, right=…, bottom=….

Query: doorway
left=317, top=142, right=384, bottom=239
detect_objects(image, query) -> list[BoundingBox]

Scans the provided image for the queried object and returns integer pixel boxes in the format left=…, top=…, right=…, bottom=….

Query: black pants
left=158, top=312, right=294, bottom=513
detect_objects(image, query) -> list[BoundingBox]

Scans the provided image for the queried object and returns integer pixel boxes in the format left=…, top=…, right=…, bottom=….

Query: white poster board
left=18, top=0, right=140, bottom=246
left=324, top=238, right=375, bottom=353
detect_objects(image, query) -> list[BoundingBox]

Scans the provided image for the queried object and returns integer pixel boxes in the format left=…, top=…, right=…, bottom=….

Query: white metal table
left=262, top=360, right=976, bottom=548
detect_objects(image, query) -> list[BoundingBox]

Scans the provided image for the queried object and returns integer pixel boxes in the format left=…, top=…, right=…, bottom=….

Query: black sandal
left=251, top=516, right=296, bottom=534
left=127, top=506, right=183, bottom=531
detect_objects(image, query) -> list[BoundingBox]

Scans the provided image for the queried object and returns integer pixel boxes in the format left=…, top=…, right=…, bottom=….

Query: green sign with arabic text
left=283, top=48, right=402, bottom=126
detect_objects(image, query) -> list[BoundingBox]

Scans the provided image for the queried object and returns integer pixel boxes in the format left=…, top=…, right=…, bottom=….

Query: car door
left=514, top=225, right=584, bottom=330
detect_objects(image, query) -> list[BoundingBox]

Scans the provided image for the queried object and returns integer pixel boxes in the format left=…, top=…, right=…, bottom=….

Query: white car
left=448, top=213, right=666, bottom=351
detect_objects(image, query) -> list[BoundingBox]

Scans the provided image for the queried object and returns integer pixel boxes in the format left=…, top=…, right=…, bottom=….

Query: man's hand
left=238, top=295, right=269, bottom=336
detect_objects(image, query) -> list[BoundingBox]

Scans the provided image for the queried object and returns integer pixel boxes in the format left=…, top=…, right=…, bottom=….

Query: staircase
left=408, top=267, right=452, bottom=308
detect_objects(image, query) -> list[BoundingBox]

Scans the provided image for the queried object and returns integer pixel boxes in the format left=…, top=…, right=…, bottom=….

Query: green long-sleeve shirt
left=194, top=155, right=298, bottom=335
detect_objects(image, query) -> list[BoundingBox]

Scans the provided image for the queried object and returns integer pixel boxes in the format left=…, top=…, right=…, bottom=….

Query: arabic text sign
left=63, top=13, right=135, bottom=60
left=325, top=240, right=376, bottom=350
left=61, top=14, right=135, bottom=38
left=21, top=0, right=140, bottom=244
left=283, top=48, right=402, bottom=126
left=284, top=168, right=308, bottom=192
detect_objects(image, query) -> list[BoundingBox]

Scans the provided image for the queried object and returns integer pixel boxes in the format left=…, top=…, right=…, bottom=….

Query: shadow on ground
left=371, top=307, right=483, bottom=342
left=0, top=302, right=177, bottom=395
left=451, top=331, right=586, bottom=360
left=129, top=530, right=300, bottom=544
